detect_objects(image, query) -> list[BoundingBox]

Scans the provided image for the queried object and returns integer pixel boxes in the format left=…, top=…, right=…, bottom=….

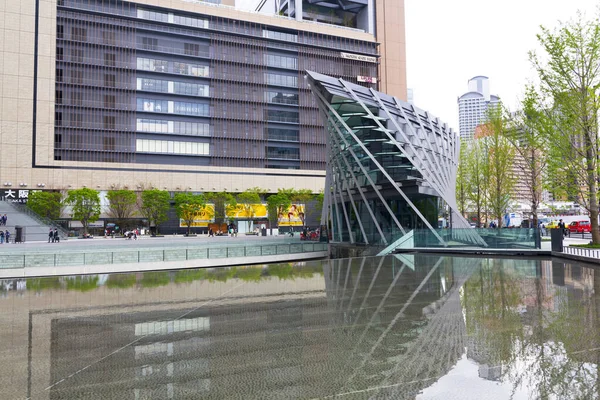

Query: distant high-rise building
left=458, top=76, right=500, bottom=141
left=407, top=88, right=414, bottom=105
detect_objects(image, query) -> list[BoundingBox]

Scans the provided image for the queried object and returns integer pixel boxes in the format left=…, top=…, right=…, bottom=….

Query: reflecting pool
left=1, top=255, right=599, bottom=399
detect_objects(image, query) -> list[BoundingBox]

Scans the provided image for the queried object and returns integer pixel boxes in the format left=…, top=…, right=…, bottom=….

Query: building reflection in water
left=1, top=256, right=600, bottom=399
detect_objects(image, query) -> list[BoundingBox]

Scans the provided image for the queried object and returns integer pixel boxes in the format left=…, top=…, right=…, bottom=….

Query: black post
left=550, top=228, right=564, bottom=252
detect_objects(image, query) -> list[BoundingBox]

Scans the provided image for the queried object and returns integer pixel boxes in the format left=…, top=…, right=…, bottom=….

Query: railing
left=4, top=202, right=69, bottom=239
left=0, top=242, right=328, bottom=269
left=563, top=246, right=600, bottom=259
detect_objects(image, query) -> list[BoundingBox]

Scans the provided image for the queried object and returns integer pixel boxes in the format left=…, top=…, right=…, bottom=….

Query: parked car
left=546, top=220, right=560, bottom=229
left=568, top=220, right=591, bottom=233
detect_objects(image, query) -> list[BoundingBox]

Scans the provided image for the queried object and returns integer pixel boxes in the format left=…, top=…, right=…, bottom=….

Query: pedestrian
left=5, top=230, right=10, bottom=243
left=0, top=230, right=4, bottom=244
left=48, top=228, right=54, bottom=243
left=53, top=228, right=59, bottom=243
left=2, top=214, right=6, bottom=226
left=208, top=227, right=214, bottom=237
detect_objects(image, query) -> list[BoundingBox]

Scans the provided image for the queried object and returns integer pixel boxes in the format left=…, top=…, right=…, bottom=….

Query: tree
left=65, top=188, right=101, bottom=235
left=266, top=192, right=292, bottom=235
left=289, top=189, right=314, bottom=227
left=106, top=190, right=137, bottom=229
left=205, top=191, right=236, bottom=224
left=530, top=12, right=600, bottom=243
left=174, top=192, right=207, bottom=236
left=456, top=139, right=470, bottom=218
left=506, top=86, right=549, bottom=229
left=236, top=189, right=261, bottom=232
left=465, top=140, right=489, bottom=227
left=484, top=106, right=516, bottom=228
left=140, top=189, right=171, bottom=235
left=27, top=191, right=62, bottom=220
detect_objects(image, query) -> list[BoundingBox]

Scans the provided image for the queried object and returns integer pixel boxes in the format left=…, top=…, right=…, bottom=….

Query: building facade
left=458, top=76, right=500, bottom=141
left=0, top=0, right=406, bottom=197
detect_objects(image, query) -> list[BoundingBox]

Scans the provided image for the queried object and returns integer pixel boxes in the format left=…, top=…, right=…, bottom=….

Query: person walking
left=53, top=229, right=60, bottom=243
left=5, top=230, right=10, bottom=243
left=48, top=228, right=54, bottom=243
left=2, top=214, right=7, bottom=226
left=0, top=230, right=4, bottom=244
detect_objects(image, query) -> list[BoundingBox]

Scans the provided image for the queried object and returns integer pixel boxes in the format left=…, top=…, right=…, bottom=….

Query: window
left=266, top=146, right=300, bottom=160
left=71, top=92, right=82, bottom=105
left=262, top=29, right=298, bottom=43
left=104, top=95, right=115, bottom=108
left=70, top=48, right=83, bottom=63
left=137, top=57, right=168, bottom=73
left=137, top=9, right=169, bottom=23
left=104, top=53, right=116, bottom=67
left=137, top=98, right=168, bottom=113
left=136, top=139, right=210, bottom=156
left=137, top=78, right=169, bottom=93
left=141, top=37, right=158, bottom=51
left=266, top=128, right=299, bottom=142
left=265, top=91, right=298, bottom=105
left=70, top=113, right=83, bottom=127
left=173, top=121, right=210, bottom=136
left=56, top=68, right=63, bottom=82
left=56, top=47, right=63, bottom=61
left=70, top=70, right=83, bottom=84
left=264, top=54, right=298, bottom=69
left=173, top=101, right=209, bottom=116
left=265, top=110, right=299, bottom=123
left=104, top=116, right=116, bottom=130
left=173, top=62, right=209, bottom=77
left=55, top=112, right=62, bottom=126
left=103, top=137, right=116, bottom=151
left=264, top=72, right=297, bottom=88
left=102, top=31, right=115, bottom=45
left=55, top=90, right=63, bottom=104
left=57, top=25, right=64, bottom=39
left=71, top=27, right=87, bottom=41
left=184, top=43, right=200, bottom=56
left=105, top=74, right=116, bottom=87
left=173, top=82, right=209, bottom=97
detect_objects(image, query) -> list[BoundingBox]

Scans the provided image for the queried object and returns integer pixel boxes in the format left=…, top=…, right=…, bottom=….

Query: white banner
left=340, top=52, right=377, bottom=64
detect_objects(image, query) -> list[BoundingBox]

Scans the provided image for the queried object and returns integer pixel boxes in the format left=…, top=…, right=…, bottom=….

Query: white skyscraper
left=457, top=76, right=500, bottom=141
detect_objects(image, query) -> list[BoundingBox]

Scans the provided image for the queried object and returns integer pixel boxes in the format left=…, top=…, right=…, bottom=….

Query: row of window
left=136, top=119, right=211, bottom=137
left=137, top=78, right=210, bottom=97
left=266, top=128, right=299, bottom=142
left=262, top=29, right=298, bottom=43
left=265, top=110, right=299, bottom=123
left=136, top=98, right=210, bottom=117
left=137, top=9, right=210, bottom=29
left=136, top=139, right=210, bottom=156
left=264, top=54, right=298, bottom=70
left=266, top=146, right=300, bottom=160
left=265, top=91, right=299, bottom=106
left=264, top=73, right=298, bottom=88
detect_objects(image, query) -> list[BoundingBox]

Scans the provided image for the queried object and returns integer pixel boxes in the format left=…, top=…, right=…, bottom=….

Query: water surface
left=1, top=255, right=598, bottom=399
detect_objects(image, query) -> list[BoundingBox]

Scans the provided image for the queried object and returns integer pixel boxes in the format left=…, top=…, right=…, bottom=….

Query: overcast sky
left=406, top=0, right=599, bottom=131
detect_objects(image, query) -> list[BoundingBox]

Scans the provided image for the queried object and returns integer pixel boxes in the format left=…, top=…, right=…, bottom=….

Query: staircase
left=0, top=201, right=67, bottom=242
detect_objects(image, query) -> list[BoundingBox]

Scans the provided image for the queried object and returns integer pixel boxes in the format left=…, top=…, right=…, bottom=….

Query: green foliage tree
left=140, top=189, right=171, bottom=235
left=27, top=191, right=62, bottom=220
left=266, top=192, right=292, bottom=234
left=65, top=188, right=101, bottom=235
left=484, top=105, right=516, bottom=228
left=530, top=12, right=600, bottom=243
left=236, top=189, right=262, bottom=231
left=106, top=189, right=137, bottom=230
left=174, top=192, right=207, bottom=235
left=506, top=86, right=549, bottom=228
left=205, top=191, right=236, bottom=224
left=465, top=140, right=489, bottom=227
left=456, top=140, right=470, bottom=218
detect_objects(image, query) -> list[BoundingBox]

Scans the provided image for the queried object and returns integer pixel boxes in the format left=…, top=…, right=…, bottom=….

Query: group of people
left=0, top=230, right=10, bottom=243
left=0, top=214, right=7, bottom=226
left=48, top=228, right=60, bottom=243
left=208, top=223, right=238, bottom=237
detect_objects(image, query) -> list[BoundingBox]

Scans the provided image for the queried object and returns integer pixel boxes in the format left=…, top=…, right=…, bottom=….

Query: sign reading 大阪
left=340, top=52, right=377, bottom=64
left=0, top=189, right=39, bottom=204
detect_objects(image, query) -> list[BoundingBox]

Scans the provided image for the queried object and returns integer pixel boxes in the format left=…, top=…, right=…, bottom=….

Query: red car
left=568, top=220, right=591, bottom=233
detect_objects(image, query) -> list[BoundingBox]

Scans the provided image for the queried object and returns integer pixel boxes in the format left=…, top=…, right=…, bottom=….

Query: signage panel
left=340, top=52, right=377, bottom=64
left=357, top=76, right=377, bottom=83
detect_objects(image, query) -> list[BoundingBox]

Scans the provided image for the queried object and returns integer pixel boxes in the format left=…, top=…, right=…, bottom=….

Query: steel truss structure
left=307, top=71, right=485, bottom=247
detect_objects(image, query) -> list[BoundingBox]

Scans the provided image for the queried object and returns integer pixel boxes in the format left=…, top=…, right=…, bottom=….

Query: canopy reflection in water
left=0, top=256, right=598, bottom=399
